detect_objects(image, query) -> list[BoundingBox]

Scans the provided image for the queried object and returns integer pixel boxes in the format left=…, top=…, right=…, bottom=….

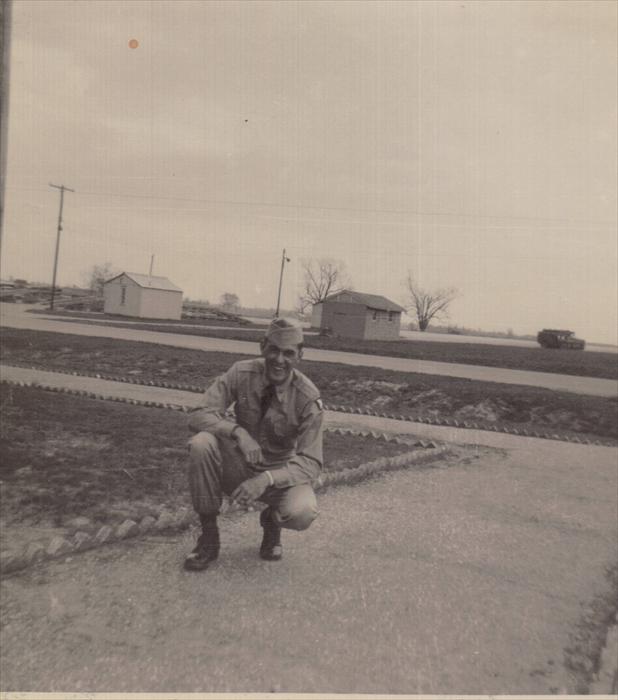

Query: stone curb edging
left=0, top=507, right=194, bottom=577
left=0, top=426, right=442, bottom=578
left=316, top=443, right=448, bottom=490
left=2, top=364, right=615, bottom=446
left=325, top=425, right=438, bottom=450
left=2, top=362, right=207, bottom=394
left=1, top=377, right=189, bottom=412
left=325, top=402, right=616, bottom=447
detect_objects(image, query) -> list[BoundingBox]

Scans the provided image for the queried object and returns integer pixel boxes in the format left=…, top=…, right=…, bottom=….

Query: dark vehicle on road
left=537, top=329, right=586, bottom=350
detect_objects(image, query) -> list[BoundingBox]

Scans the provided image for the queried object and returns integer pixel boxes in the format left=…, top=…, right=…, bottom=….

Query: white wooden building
left=103, top=272, right=183, bottom=320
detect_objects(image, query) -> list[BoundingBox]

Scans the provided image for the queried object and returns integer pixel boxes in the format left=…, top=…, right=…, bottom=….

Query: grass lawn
left=39, top=314, right=618, bottom=379
left=2, top=329, right=617, bottom=440
left=0, top=384, right=412, bottom=529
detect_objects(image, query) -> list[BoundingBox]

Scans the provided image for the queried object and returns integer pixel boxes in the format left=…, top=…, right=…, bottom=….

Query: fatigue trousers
left=188, top=432, right=319, bottom=530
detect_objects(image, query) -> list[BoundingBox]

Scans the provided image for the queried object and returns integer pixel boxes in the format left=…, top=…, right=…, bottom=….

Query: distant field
left=2, top=329, right=616, bottom=440
left=36, top=316, right=618, bottom=379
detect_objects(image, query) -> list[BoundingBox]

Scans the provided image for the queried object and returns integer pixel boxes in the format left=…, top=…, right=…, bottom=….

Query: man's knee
left=189, top=431, right=218, bottom=454
left=282, top=506, right=318, bottom=531
left=276, top=488, right=319, bottom=531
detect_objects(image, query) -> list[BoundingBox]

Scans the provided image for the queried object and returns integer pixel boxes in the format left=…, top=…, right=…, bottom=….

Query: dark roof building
left=312, top=289, right=405, bottom=341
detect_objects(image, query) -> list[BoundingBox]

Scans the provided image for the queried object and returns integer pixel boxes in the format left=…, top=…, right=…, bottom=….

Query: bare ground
left=0, top=384, right=412, bottom=532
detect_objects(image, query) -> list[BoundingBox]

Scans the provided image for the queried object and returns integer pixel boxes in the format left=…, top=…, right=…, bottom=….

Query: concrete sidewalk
left=1, top=363, right=601, bottom=451
left=3, top=302, right=617, bottom=397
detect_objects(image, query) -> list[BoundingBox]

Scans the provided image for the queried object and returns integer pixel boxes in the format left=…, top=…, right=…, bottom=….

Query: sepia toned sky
left=3, top=0, right=617, bottom=342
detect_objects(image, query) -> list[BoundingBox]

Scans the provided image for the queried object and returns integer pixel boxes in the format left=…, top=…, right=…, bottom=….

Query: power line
left=5, top=185, right=616, bottom=227
left=252, top=213, right=616, bottom=231
left=8, top=218, right=608, bottom=263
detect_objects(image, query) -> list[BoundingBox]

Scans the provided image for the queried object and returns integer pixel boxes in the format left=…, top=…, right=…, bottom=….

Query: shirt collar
left=275, top=371, right=294, bottom=397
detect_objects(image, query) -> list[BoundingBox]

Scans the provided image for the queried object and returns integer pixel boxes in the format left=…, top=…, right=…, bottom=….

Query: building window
left=388, top=311, right=393, bottom=322
left=372, top=310, right=377, bottom=321
left=120, top=286, right=127, bottom=305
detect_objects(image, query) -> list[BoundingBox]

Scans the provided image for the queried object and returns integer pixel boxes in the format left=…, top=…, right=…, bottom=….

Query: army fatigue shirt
left=188, top=358, right=324, bottom=489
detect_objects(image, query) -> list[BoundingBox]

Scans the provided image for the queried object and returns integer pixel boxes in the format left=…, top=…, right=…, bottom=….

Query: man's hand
left=231, top=473, right=270, bottom=507
left=234, top=427, right=263, bottom=465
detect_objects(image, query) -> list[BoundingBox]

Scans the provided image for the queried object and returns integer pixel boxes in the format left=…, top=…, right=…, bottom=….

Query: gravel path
left=1, top=438, right=616, bottom=694
left=1, top=355, right=616, bottom=694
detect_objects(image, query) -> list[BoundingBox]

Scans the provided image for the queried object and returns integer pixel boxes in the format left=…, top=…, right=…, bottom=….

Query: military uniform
left=188, top=357, right=324, bottom=530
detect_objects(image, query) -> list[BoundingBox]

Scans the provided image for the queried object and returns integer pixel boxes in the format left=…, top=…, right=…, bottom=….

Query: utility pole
left=275, top=248, right=290, bottom=318
left=48, top=182, right=74, bottom=310
left=0, top=0, right=13, bottom=258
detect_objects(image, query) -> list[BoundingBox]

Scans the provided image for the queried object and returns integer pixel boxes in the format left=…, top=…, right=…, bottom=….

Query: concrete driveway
left=2, top=303, right=617, bottom=397
left=1, top=436, right=616, bottom=694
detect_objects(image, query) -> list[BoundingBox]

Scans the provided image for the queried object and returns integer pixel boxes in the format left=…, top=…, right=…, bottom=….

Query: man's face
left=261, top=340, right=302, bottom=385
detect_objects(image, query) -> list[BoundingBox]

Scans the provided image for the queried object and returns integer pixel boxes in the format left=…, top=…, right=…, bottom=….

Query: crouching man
left=184, top=317, right=324, bottom=571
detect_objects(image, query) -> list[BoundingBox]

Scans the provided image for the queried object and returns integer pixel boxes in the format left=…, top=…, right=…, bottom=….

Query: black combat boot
left=259, top=507, right=282, bottom=561
left=184, top=515, right=220, bottom=571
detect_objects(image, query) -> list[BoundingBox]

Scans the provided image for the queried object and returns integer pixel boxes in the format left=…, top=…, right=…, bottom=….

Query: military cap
left=264, top=317, right=304, bottom=346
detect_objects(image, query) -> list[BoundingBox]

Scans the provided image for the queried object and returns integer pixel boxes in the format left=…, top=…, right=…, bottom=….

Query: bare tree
left=84, top=262, right=118, bottom=298
left=219, top=292, right=240, bottom=312
left=404, top=274, right=458, bottom=331
left=297, top=258, right=350, bottom=313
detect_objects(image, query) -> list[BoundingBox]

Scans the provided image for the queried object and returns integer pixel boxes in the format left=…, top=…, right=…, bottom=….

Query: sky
left=2, top=0, right=617, bottom=343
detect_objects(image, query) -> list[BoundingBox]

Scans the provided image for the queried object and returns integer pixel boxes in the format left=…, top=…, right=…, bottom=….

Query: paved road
left=2, top=303, right=617, bottom=397
left=18, top=307, right=617, bottom=352
left=1, top=436, right=616, bottom=694
left=400, top=328, right=618, bottom=353
left=28, top=312, right=319, bottom=334
left=248, top=314, right=617, bottom=354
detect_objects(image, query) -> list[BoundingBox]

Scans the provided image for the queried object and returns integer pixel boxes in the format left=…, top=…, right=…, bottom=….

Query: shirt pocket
left=235, top=393, right=260, bottom=430
left=269, top=409, right=299, bottom=440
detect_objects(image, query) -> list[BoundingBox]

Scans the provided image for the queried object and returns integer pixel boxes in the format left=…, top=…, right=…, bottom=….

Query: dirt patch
left=352, top=380, right=405, bottom=393
left=329, top=379, right=404, bottom=410
left=454, top=399, right=508, bottom=422
left=0, top=384, right=412, bottom=534
left=39, top=432, right=112, bottom=457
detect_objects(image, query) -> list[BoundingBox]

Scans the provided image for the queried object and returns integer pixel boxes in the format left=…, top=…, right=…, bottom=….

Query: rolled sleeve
left=188, top=369, right=239, bottom=436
